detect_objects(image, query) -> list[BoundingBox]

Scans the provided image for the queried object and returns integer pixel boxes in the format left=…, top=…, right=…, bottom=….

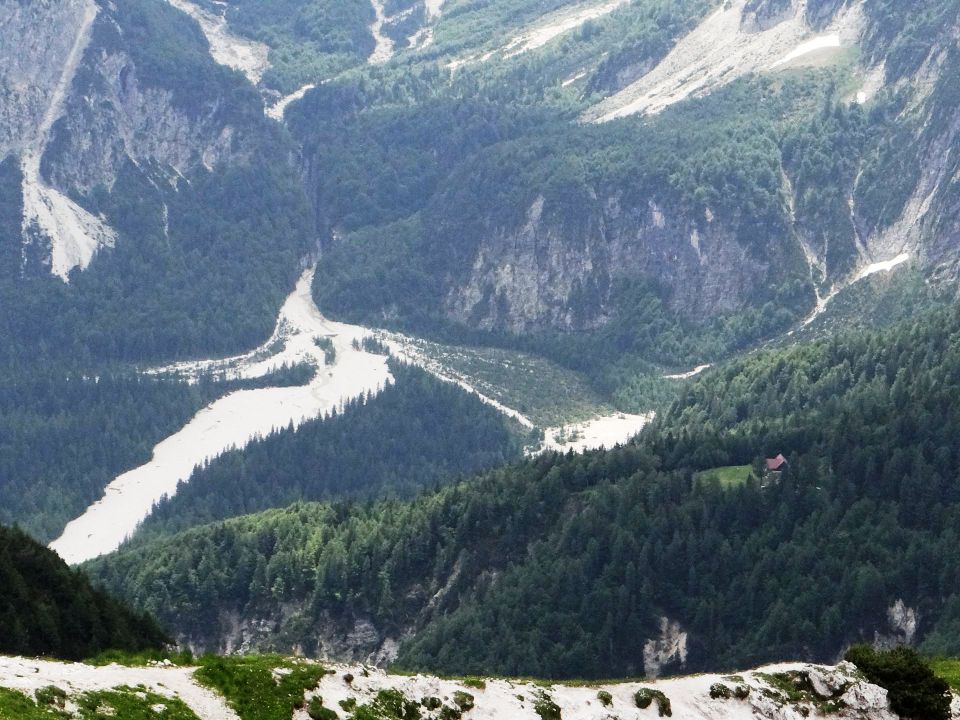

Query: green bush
left=452, top=691, right=475, bottom=711
left=421, top=696, right=442, bottom=710
left=194, top=656, right=325, bottom=720
left=351, top=689, right=421, bottom=720
left=462, top=677, right=487, bottom=690
left=308, top=696, right=339, bottom=720
left=709, top=683, right=732, bottom=700
left=534, top=690, right=561, bottom=720
left=34, top=686, right=67, bottom=708
left=597, top=690, right=613, bottom=706
left=845, top=646, right=951, bottom=720
left=634, top=688, right=671, bottom=717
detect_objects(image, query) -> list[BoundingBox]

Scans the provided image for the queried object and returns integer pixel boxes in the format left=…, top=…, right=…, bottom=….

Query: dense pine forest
left=0, top=525, right=166, bottom=660
left=132, top=362, right=525, bottom=540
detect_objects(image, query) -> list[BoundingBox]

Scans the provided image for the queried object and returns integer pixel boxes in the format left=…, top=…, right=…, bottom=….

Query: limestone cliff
left=442, top=193, right=801, bottom=333
left=0, top=0, right=274, bottom=280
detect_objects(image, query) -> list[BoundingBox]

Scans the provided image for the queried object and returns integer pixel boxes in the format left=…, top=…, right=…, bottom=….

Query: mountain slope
left=0, top=524, right=167, bottom=660
left=0, top=0, right=312, bottom=363
left=293, top=0, right=959, bottom=381
left=87, top=303, right=960, bottom=676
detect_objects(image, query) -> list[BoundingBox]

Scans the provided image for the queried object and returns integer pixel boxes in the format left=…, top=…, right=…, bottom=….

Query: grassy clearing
left=0, top=688, right=65, bottom=720
left=694, top=465, right=753, bottom=488
left=75, top=687, right=201, bottom=720
left=0, top=685, right=201, bottom=720
left=194, top=655, right=326, bottom=720
left=930, top=659, right=960, bottom=690
left=85, top=649, right=195, bottom=667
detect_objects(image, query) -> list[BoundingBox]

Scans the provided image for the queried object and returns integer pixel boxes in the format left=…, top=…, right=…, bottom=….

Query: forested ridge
left=88, top=303, right=960, bottom=677
left=131, top=362, right=525, bottom=540
left=0, top=525, right=167, bottom=660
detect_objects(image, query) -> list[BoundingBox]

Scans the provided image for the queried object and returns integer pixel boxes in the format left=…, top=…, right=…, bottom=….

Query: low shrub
left=634, top=688, right=671, bottom=717
left=709, top=683, right=732, bottom=700
left=34, top=686, right=67, bottom=708
left=308, top=696, right=339, bottom=720
left=597, top=690, right=613, bottom=706
left=845, top=646, right=951, bottom=720
left=534, top=690, right=561, bottom=720
left=421, top=696, right=442, bottom=710
left=452, top=691, right=474, bottom=711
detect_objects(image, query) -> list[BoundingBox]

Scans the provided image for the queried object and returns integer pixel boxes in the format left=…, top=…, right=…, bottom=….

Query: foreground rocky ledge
left=2, top=655, right=958, bottom=719
left=307, top=661, right=958, bottom=720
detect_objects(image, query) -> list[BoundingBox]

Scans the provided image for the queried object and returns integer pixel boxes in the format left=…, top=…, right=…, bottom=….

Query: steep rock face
left=0, top=0, right=115, bottom=279
left=806, top=0, right=852, bottom=29
left=44, top=50, right=238, bottom=197
left=0, top=0, right=92, bottom=159
left=643, top=616, right=689, bottom=678
left=741, top=0, right=797, bottom=33
left=443, top=194, right=804, bottom=333
left=182, top=605, right=404, bottom=666
left=874, top=600, right=919, bottom=648
left=0, top=0, right=272, bottom=279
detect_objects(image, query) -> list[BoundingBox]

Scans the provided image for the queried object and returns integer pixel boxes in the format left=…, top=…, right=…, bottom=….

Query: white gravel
left=587, top=0, right=864, bottom=122
left=309, top=661, right=905, bottom=720
left=0, top=656, right=239, bottom=720
left=50, top=268, right=392, bottom=564
left=19, top=0, right=117, bottom=282
left=540, top=412, right=654, bottom=453
left=165, top=0, right=270, bottom=85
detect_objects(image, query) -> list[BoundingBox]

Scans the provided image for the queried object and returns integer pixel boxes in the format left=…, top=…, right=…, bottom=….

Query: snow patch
left=801, top=253, right=910, bottom=327
left=50, top=268, right=391, bottom=565
left=0, top=657, right=239, bottom=720
left=588, top=0, right=864, bottom=122
left=165, top=0, right=269, bottom=85
left=265, top=83, right=315, bottom=121
left=857, top=252, right=910, bottom=280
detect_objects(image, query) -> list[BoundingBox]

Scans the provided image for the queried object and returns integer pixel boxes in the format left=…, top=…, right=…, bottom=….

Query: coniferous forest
left=0, top=525, right=166, bottom=660
left=88, top=305, right=960, bottom=677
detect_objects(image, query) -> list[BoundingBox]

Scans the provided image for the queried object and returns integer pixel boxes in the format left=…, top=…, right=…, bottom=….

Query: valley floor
left=49, top=268, right=656, bottom=565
